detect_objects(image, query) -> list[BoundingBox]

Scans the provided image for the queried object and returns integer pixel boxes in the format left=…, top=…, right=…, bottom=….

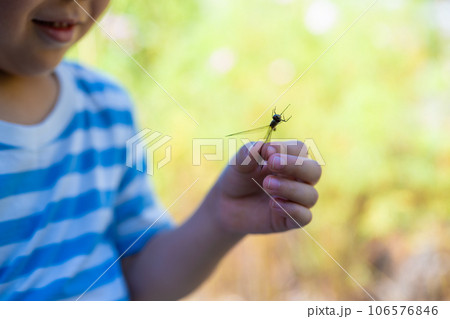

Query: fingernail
left=267, top=177, right=281, bottom=190
left=271, top=155, right=282, bottom=170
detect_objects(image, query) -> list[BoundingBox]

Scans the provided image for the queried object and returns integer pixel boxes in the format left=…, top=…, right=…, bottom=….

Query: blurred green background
left=68, top=0, right=450, bottom=300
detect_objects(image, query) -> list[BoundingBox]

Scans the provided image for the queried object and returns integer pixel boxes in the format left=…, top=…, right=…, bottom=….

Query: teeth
left=52, top=22, right=70, bottom=28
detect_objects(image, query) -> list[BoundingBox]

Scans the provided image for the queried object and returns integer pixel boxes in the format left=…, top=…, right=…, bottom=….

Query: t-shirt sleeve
left=113, top=166, right=175, bottom=257
left=66, top=60, right=175, bottom=258
left=109, top=87, right=175, bottom=257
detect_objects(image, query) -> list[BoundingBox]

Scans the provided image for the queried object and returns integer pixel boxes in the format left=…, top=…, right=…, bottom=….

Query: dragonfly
left=226, top=104, right=292, bottom=144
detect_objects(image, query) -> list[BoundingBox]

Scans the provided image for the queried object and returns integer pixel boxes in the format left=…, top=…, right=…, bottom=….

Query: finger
left=263, top=175, right=319, bottom=208
left=261, top=140, right=308, bottom=160
left=270, top=198, right=312, bottom=228
left=267, top=154, right=322, bottom=185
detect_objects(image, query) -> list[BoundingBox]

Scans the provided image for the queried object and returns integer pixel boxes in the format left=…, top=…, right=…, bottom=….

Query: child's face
left=0, top=0, right=110, bottom=76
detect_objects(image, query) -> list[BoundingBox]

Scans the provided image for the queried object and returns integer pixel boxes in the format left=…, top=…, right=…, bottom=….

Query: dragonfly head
left=273, top=114, right=282, bottom=122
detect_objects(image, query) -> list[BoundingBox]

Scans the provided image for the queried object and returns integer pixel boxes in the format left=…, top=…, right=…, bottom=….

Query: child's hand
left=206, top=141, right=322, bottom=234
left=124, top=140, right=321, bottom=299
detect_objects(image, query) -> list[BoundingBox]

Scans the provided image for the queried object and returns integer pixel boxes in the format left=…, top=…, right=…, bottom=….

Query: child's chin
left=10, top=54, right=65, bottom=77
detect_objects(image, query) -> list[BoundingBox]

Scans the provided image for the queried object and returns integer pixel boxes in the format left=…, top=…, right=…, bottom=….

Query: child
left=0, top=0, right=321, bottom=300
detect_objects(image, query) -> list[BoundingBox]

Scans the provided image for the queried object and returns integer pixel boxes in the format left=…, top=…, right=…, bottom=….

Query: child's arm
left=121, top=202, right=243, bottom=300
left=122, top=141, right=322, bottom=300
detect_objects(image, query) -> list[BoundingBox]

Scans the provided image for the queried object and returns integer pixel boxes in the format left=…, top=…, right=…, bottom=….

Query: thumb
left=231, top=141, right=265, bottom=174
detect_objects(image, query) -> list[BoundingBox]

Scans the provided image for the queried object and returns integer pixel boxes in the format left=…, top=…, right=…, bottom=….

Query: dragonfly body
left=269, top=113, right=282, bottom=130
left=227, top=105, right=292, bottom=144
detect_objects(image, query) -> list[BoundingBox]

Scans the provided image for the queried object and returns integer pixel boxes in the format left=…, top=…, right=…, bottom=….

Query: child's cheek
left=89, top=0, right=111, bottom=20
left=73, top=0, right=110, bottom=42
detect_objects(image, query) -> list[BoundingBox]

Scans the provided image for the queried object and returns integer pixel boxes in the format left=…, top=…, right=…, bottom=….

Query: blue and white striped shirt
left=0, top=61, right=174, bottom=300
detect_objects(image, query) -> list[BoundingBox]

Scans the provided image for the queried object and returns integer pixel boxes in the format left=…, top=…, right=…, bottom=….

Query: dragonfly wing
left=226, top=125, right=270, bottom=137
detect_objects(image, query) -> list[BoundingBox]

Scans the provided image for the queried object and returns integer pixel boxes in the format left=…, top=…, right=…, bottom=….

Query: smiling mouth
left=32, top=19, right=78, bottom=30
left=32, top=18, right=81, bottom=44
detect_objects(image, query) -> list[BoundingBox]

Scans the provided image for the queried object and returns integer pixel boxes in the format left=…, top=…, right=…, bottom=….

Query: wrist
left=194, top=183, right=246, bottom=245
